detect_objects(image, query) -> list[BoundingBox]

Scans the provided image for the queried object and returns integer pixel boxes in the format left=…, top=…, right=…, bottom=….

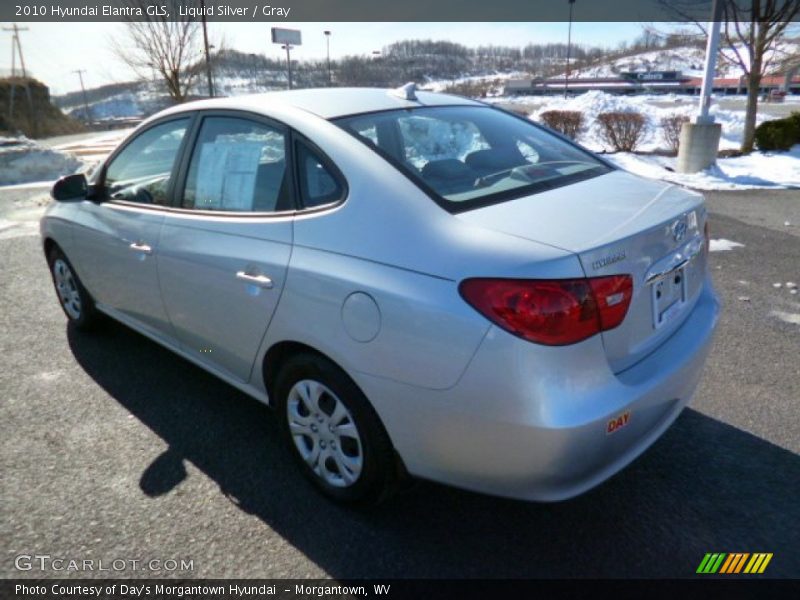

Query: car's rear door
left=156, top=112, right=294, bottom=383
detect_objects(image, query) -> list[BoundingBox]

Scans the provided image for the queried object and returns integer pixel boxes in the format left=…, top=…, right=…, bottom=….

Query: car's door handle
left=129, top=241, right=153, bottom=255
left=235, top=271, right=274, bottom=288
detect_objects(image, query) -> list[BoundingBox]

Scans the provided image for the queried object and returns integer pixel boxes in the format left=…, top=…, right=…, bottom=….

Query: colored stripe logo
left=696, top=553, right=773, bottom=574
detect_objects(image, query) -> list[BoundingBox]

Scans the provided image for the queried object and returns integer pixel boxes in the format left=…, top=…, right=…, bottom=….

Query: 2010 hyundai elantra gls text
left=41, top=87, right=720, bottom=505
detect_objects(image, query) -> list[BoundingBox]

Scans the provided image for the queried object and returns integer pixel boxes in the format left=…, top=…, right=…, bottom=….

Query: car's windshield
left=334, top=105, right=612, bottom=211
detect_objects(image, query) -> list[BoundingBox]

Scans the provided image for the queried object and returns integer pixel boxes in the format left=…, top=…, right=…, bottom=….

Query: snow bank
left=606, top=145, right=800, bottom=190
left=529, top=90, right=764, bottom=152
left=0, top=137, right=82, bottom=186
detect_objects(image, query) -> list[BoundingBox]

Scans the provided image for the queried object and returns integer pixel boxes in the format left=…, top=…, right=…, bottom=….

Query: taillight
left=459, top=275, right=633, bottom=346
left=703, top=220, right=710, bottom=254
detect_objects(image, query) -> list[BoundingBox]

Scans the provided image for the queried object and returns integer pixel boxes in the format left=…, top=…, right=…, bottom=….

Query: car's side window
left=182, top=116, right=291, bottom=213
left=104, top=118, right=190, bottom=205
left=296, top=142, right=345, bottom=209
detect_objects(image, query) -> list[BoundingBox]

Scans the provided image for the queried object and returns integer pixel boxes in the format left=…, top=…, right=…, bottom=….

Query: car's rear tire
left=274, top=353, right=397, bottom=506
left=47, top=246, right=100, bottom=331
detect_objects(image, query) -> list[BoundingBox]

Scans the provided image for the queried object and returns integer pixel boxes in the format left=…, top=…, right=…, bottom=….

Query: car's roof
left=159, top=87, right=484, bottom=120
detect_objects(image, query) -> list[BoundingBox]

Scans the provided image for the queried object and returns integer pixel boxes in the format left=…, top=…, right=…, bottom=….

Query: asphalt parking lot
left=1, top=187, right=798, bottom=579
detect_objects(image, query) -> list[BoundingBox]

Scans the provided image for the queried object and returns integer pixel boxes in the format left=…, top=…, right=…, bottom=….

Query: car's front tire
left=274, top=353, right=397, bottom=506
left=47, top=246, right=100, bottom=330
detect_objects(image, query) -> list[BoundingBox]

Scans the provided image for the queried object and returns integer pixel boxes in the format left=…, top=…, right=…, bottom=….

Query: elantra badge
left=591, top=251, right=626, bottom=271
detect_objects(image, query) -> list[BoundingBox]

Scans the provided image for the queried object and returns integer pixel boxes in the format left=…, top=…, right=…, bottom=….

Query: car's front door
left=156, top=114, right=294, bottom=382
left=70, top=117, right=192, bottom=339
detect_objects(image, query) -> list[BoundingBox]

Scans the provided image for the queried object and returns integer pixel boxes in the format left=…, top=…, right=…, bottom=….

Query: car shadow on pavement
left=67, top=320, right=800, bottom=579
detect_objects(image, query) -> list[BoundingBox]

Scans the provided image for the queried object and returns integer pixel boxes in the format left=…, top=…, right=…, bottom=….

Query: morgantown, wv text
left=28, top=4, right=292, bottom=19
left=15, top=583, right=392, bottom=598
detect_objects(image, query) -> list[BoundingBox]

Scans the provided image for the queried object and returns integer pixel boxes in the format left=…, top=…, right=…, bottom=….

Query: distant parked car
left=765, top=89, right=787, bottom=103
left=41, top=87, right=720, bottom=504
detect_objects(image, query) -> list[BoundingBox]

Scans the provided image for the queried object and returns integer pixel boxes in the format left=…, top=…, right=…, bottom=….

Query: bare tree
left=660, top=0, right=800, bottom=152
left=112, top=0, right=203, bottom=103
left=720, top=1, right=800, bottom=151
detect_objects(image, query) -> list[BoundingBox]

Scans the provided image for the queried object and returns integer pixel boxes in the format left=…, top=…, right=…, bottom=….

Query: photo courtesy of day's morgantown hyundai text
left=41, top=86, right=720, bottom=505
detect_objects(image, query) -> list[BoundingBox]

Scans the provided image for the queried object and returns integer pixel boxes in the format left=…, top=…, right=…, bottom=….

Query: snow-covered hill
left=570, top=47, right=709, bottom=79
left=567, top=40, right=800, bottom=80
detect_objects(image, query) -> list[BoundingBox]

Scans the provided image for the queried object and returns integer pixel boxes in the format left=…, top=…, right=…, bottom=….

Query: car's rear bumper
left=357, top=278, right=721, bottom=501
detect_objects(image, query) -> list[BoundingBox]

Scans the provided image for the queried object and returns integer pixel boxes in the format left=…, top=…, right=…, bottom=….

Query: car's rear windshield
left=334, top=105, right=613, bottom=212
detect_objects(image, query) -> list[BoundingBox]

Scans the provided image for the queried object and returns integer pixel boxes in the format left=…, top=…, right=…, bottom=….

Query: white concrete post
left=677, top=0, right=724, bottom=173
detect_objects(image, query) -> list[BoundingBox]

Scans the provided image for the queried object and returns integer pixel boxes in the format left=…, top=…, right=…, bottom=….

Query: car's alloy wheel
left=275, top=353, right=397, bottom=505
left=287, top=379, right=364, bottom=488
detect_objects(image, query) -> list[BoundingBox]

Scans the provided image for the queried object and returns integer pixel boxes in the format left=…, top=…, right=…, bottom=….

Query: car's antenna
left=389, top=82, right=418, bottom=101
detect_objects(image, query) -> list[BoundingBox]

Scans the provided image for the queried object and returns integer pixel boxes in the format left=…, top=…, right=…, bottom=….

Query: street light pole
left=565, top=0, right=576, bottom=99
left=697, top=0, right=723, bottom=124
left=324, top=30, right=332, bottom=86
left=283, top=44, right=293, bottom=89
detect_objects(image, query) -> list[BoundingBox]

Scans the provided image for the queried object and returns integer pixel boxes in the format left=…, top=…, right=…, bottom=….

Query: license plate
left=650, top=266, right=687, bottom=328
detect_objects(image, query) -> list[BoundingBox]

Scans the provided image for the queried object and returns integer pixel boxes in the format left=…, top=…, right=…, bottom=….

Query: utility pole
left=73, top=69, right=92, bottom=123
left=199, top=0, right=214, bottom=97
left=3, top=23, right=29, bottom=77
left=3, top=23, right=35, bottom=134
left=324, top=30, right=332, bottom=86
left=564, top=0, right=576, bottom=99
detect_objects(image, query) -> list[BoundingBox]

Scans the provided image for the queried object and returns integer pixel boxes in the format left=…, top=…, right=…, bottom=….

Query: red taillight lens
left=459, top=275, right=633, bottom=346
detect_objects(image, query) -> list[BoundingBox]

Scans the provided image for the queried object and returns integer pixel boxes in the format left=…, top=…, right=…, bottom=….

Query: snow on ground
left=770, top=310, right=800, bottom=325
left=606, top=145, right=800, bottom=190
left=51, top=128, right=133, bottom=168
left=498, top=90, right=800, bottom=191
left=0, top=137, right=83, bottom=186
left=0, top=128, right=132, bottom=187
left=528, top=90, right=766, bottom=152
left=0, top=218, right=39, bottom=240
left=709, top=239, right=745, bottom=252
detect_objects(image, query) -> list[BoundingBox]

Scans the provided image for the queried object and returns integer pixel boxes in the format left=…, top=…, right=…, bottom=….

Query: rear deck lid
left=457, top=170, right=708, bottom=372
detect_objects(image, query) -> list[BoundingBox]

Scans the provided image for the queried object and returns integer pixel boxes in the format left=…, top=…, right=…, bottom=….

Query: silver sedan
left=41, top=87, right=720, bottom=505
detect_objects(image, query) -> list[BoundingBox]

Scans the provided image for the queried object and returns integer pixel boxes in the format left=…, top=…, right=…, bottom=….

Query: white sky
left=3, top=21, right=647, bottom=94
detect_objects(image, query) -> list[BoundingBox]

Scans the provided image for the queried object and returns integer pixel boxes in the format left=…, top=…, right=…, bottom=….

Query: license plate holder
left=650, top=266, right=688, bottom=328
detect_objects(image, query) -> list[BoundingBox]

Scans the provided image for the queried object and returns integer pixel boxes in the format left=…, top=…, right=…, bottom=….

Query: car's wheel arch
left=43, top=236, right=97, bottom=300
left=263, top=340, right=352, bottom=407
left=260, top=339, right=405, bottom=468
left=43, top=236, right=59, bottom=259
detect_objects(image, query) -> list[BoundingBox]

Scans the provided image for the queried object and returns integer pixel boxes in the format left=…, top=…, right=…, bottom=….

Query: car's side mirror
left=51, top=173, right=88, bottom=201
